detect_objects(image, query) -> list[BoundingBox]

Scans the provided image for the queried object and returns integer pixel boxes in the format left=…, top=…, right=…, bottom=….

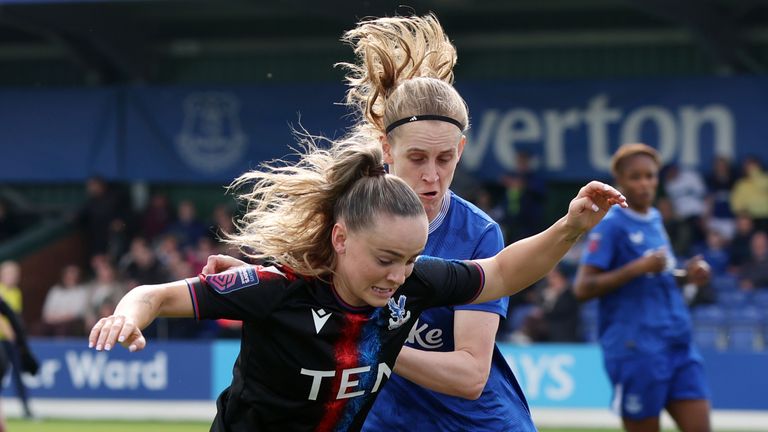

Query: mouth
left=371, top=286, right=395, bottom=299
left=419, top=191, right=439, bottom=201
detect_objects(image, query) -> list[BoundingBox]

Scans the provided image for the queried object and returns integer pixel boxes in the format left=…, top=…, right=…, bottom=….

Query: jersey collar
left=428, top=191, right=452, bottom=235
left=619, top=206, right=655, bottom=222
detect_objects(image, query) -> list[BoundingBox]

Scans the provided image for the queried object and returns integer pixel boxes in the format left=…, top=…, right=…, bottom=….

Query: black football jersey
left=185, top=256, right=483, bottom=432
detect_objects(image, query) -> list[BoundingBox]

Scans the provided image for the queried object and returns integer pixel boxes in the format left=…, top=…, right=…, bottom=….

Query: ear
left=381, top=135, right=395, bottom=165
left=456, top=134, right=466, bottom=159
left=331, top=222, right=347, bottom=255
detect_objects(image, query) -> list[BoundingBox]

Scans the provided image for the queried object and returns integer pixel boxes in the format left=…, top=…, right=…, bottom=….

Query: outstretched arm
left=88, top=280, right=193, bottom=352
left=474, top=181, right=626, bottom=304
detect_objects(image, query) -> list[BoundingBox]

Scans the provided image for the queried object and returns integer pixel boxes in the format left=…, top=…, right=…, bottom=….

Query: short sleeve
left=186, top=265, right=290, bottom=321
left=411, top=256, right=484, bottom=308
left=455, top=223, right=508, bottom=316
left=581, top=219, right=618, bottom=271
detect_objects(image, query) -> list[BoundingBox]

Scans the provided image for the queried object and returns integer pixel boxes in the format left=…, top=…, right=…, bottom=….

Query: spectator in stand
left=165, top=200, right=210, bottom=253
left=84, top=257, right=126, bottom=333
left=731, top=156, right=768, bottom=232
left=728, top=213, right=756, bottom=273
left=692, top=229, right=731, bottom=277
left=140, top=193, right=175, bottom=242
left=739, top=230, right=768, bottom=291
left=705, top=156, right=737, bottom=240
left=472, top=186, right=505, bottom=224
left=77, top=176, right=132, bottom=261
left=0, top=199, right=21, bottom=242
left=500, top=150, right=546, bottom=244
left=662, top=163, right=707, bottom=256
left=40, top=265, right=89, bottom=337
left=657, top=197, right=686, bottom=256
left=0, top=261, right=33, bottom=418
left=515, top=266, right=582, bottom=343
left=119, top=237, right=168, bottom=289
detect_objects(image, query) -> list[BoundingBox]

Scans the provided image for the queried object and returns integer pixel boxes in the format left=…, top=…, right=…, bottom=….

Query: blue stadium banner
left=6, top=340, right=212, bottom=400
left=2, top=76, right=768, bottom=182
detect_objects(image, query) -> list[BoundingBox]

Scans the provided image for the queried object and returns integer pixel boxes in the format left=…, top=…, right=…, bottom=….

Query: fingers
left=202, top=254, right=248, bottom=275
left=578, top=181, right=628, bottom=209
left=88, top=315, right=145, bottom=352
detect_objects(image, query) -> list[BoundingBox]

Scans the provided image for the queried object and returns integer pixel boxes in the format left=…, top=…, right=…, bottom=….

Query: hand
left=686, top=255, right=711, bottom=287
left=88, top=315, right=146, bottom=353
left=565, top=181, right=627, bottom=235
left=639, top=250, right=667, bottom=274
left=202, top=254, right=248, bottom=274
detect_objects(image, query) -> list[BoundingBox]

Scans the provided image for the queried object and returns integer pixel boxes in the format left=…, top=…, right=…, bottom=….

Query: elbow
left=455, top=369, right=489, bottom=400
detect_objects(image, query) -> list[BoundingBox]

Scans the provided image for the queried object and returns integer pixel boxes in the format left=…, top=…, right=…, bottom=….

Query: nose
left=421, top=162, right=439, bottom=183
left=386, top=265, right=407, bottom=286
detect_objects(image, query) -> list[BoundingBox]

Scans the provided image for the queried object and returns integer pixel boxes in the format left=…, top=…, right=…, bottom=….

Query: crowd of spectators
left=0, top=154, right=766, bottom=346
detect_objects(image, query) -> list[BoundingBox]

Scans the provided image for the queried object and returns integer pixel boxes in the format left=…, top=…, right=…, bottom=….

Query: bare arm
left=88, top=280, right=193, bottom=352
left=573, top=252, right=665, bottom=301
left=393, top=310, right=499, bottom=399
left=473, top=182, right=626, bottom=304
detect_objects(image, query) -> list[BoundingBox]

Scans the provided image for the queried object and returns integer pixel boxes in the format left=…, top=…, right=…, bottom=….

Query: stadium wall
left=5, top=339, right=766, bottom=430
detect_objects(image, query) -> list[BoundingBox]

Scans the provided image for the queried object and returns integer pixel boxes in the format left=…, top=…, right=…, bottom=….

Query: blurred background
left=1, top=0, right=768, bottom=430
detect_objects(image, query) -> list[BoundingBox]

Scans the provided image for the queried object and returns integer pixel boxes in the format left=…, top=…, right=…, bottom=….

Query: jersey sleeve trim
left=185, top=276, right=203, bottom=320
left=465, top=261, right=485, bottom=304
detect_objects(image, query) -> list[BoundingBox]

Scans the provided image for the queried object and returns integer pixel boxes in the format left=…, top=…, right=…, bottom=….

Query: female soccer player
left=574, top=143, right=712, bottom=432
left=340, top=15, right=536, bottom=431
left=90, top=133, right=625, bottom=431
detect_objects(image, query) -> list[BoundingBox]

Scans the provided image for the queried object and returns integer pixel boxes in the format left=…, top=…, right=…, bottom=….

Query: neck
left=331, top=273, right=366, bottom=307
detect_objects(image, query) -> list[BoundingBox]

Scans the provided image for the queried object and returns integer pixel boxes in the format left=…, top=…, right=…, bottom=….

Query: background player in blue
left=339, top=15, right=535, bottom=431
left=574, top=143, right=712, bottom=432
left=89, top=132, right=625, bottom=432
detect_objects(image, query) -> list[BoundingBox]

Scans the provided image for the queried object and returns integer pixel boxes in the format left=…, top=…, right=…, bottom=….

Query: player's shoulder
left=202, top=264, right=301, bottom=295
left=448, top=192, right=500, bottom=231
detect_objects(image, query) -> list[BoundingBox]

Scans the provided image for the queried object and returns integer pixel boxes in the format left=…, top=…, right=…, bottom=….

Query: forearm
left=573, top=262, right=644, bottom=301
left=394, top=346, right=488, bottom=399
left=113, top=281, right=191, bottom=330
left=477, top=217, right=582, bottom=302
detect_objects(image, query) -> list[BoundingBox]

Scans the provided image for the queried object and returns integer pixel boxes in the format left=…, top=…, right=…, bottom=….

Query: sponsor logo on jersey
left=300, top=362, right=391, bottom=400
left=629, top=231, right=644, bottom=244
left=311, top=308, right=332, bottom=334
left=387, top=295, right=411, bottom=330
left=206, top=266, right=259, bottom=294
left=587, top=232, right=601, bottom=253
left=406, top=319, right=444, bottom=349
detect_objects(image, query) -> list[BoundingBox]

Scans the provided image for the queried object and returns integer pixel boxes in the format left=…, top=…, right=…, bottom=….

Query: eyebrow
left=379, top=248, right=424, bottom=259
left=405, top=148, right=454, bottom=156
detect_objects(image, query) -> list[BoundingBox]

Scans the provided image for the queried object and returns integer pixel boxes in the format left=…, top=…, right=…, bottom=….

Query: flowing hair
left=337, top=13, right=469, bottom=140
left=226, top=134, right=426, bottom=277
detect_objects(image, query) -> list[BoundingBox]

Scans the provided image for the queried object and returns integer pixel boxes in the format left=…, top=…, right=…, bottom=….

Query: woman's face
left=383, top=121, right=465, bottom=221
left=332, top=213, right=428, bottom=308
left=616, top=154, right=658, bottom=212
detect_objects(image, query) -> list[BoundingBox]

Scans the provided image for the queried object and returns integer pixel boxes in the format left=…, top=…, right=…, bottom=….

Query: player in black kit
left=89, top=133, right=625, bottom=431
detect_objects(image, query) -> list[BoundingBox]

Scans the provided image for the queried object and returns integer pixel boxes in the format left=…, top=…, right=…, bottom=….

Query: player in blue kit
left=89, top=132, right=625, bottom=432
left=574, top=143, right=712, bottom=432
left=339, top=15, right=535, bottom=431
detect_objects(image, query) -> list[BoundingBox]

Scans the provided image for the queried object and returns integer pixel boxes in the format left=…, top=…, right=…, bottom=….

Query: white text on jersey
left=300, top=362, right=392, bottom=400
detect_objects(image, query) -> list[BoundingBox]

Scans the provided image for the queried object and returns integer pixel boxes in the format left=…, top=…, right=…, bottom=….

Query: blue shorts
left=605, top=346, right=709, bottom=420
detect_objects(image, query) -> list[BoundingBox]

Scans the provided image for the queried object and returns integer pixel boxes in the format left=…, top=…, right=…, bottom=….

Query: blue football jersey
left=581, top=206, right=693, bottom=360
left=363, top=191, right=536, bottom=431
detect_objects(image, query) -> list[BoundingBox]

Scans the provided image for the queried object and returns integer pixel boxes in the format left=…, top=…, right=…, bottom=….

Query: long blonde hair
left=227, top=134, right=426, bottom=277
left=338, top=13, right=469, bottom=140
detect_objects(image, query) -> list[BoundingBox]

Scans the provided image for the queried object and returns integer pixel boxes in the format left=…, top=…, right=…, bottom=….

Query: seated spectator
left=76, top=176, right=133, bottom=261
left=164, top=200, right=209, bottom=252
left=692, top=229, right=731, bottom=277
left=663, top=163, right=707, bottom=255
left=83, top=257, right=126, bottom=332
left=39, top=265, right=89, bottom=337
left=140, top=193, right=174, bottom=242
left=0, top=199, right=21, bottom=242
left=731, top=156, right=768, bottom=232
left=119, top=237, right=168, bottom=288
left=739, top=231, right=768, bottom=291
left=705, top=156, right=737, bottom=240
left=729, top=213, right=756, bottom=273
